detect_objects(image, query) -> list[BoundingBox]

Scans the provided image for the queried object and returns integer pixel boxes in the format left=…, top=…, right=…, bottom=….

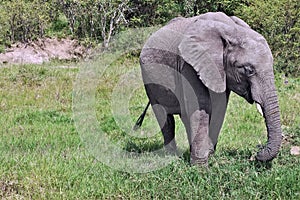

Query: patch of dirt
left=0, top=180, right=20, bottom=198
left=0, top=38, right=89, bottom=65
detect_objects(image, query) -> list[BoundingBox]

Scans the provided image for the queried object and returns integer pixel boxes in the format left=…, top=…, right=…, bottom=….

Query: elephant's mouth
left=243, top=91, right=254, bottom=104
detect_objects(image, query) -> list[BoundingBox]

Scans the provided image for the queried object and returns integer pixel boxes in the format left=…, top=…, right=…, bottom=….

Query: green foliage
left=0, top=0, right=298, bottom=76
left=54, top=0, right=131, bottom=47
left=47, top=13, right=70, bottom=38
left=177, top=0, right=244, bottom=17
left=0, top=0, right=53, bottom=43
left=128, top=0, right=182, bottom=27
left=0, top=0, right=130, bottom=47
left=128, top=0, right=243, bottom=26
left=235, top=0, right=300, bottom=76
left=0, top=45, right=5, bottom=53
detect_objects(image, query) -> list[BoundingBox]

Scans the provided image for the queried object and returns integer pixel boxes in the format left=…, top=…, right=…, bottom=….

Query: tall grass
left=0, top=58, right=299, bottom=199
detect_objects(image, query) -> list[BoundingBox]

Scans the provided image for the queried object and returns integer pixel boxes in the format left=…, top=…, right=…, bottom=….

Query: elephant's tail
left=133, top=101, right=151, bottom=131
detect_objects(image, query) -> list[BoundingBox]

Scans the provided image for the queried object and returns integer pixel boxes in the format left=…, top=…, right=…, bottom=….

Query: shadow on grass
left=124, top=140, right=164, bottom=153
left=123, top=141, right=275, bottom=171
left=252, top=160, right=273, bottom=171
left=212, top=148, right=274, bottom=171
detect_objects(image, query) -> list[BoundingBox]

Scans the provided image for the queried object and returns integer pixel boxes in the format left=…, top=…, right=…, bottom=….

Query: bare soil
left=0, top=38, right=88, bottom=65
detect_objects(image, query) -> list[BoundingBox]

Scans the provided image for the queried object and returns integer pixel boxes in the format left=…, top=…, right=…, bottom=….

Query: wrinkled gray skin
left=140, top=12, right=282, bottom=165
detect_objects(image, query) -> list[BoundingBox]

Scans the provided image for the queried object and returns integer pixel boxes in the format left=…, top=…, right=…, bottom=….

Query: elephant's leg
left=162, top=114, right=177, bottom=153
left=151, top=104, right=177, bottom=154
left=180, top=114, right=191, bottom=144
left=180, top=64, right=214, bottom=166
left=181, top=110, right=214, bottom=166
left=208, top=90, right=230, bottom=150
left=189, top=110, right=214, bottom=166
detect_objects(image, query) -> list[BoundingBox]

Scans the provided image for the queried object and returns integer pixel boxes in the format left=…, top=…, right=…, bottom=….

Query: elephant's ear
left=179, top=18, right=236, bottom=93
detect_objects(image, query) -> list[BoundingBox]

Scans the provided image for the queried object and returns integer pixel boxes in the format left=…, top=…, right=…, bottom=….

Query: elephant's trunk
left=255, top=77, right=283, bottom=162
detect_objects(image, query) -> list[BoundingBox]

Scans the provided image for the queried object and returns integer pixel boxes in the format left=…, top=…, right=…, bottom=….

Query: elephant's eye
left=244, top=65, right=256, bottom=77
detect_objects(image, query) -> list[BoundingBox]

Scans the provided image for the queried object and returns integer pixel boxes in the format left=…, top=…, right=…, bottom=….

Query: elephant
left=135, top=12, right=283, bottom=166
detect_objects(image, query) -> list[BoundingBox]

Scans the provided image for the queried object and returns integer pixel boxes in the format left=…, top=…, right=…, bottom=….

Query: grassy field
left=0, top=56, right=299, bottom=199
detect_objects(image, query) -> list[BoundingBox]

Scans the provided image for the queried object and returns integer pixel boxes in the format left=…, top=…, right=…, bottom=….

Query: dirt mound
left=0, top=38, right=88, bottom=65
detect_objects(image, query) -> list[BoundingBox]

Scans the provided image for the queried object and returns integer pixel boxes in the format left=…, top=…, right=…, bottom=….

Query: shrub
left=0, top=0, right=52, bottom=43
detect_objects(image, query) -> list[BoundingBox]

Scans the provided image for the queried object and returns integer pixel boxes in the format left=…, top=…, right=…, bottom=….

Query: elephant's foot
left=190, top=132, right=214, bottom=167
left=190, top=147, right=214, bottom=167
left=190, top=136, right=214, bottom=167
left=164, top=139, right=178, bottom=155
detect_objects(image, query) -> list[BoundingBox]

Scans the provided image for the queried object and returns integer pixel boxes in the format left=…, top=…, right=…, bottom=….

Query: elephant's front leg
left=189, top=110, right=214, bottom=166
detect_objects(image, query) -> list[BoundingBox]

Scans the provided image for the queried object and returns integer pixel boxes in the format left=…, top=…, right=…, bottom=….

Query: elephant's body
left=140, top=17, right=193, bottom=116
left=139, top=12, right=283, bottom=165
left=141, top=50, right=211, bottom=115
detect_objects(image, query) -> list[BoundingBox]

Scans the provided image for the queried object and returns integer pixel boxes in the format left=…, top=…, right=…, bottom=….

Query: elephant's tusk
left=256, top=103, right=263, bottom=116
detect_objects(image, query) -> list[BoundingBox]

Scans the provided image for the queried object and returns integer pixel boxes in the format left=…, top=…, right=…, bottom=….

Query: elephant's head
left=179, top=12, right=282, bottom=162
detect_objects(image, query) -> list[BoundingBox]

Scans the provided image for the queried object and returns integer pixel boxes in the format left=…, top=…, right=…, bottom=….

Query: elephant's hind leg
left=162, top=114, right=177, bottom=153
left=152, top=104, right=177, bottom=154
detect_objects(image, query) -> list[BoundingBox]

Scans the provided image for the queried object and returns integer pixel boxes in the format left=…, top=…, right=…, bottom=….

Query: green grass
left=0, top=58, right=299, bottom=199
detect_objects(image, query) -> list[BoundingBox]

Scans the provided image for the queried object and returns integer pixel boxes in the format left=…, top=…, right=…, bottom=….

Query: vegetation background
left=0, top=0, right=299, bottom=199
left=0, top=0, right=299, bottom=75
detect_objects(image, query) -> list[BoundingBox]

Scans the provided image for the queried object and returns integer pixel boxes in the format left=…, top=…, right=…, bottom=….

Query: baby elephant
left=136, top=12, right=282, bottom=166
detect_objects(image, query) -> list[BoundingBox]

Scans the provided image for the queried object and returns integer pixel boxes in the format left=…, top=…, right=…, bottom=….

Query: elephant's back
left=139, top=17, right=194, bottom=102
left=141, top=17, right=193, bottom=57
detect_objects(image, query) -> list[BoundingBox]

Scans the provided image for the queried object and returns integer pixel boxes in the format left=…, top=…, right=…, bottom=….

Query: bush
left=0, top=0, right=298, bottom=77
left=0, top=0, right=130, bottom=47
left=128, top=0, right=182, bottom=27
left=0, top=0, right=53, bottom=43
